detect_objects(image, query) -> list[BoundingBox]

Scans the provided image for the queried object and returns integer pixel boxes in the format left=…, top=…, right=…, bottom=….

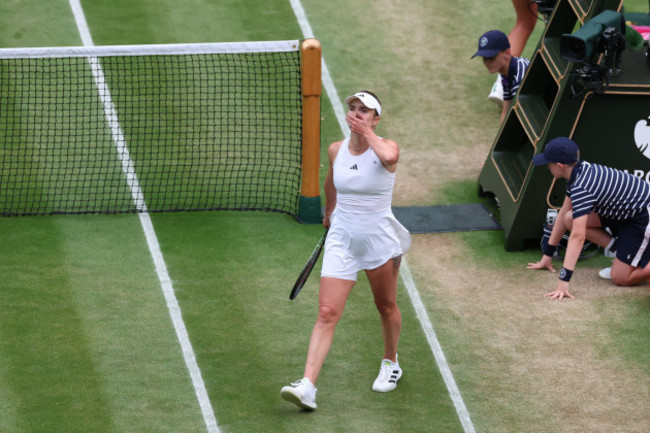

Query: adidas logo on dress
left=349, top=164, right=358, bottom=170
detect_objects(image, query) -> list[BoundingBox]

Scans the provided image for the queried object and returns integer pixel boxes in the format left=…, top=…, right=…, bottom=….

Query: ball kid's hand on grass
left=544, top=280, right=575, bottom=300
left=526, top=255, right=556, bottom=272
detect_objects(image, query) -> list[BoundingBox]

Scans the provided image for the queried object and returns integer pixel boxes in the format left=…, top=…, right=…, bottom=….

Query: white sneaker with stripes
left=372, top=357, right=402, bottom=392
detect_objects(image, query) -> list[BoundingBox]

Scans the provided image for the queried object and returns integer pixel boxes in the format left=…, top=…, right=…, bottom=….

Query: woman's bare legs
left=303, top=276, right=355, bottom=384
left=366, top=257, right=402, bottom=362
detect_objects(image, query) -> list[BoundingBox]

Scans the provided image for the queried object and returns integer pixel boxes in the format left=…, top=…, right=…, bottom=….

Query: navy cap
left=471, top=30, right=510, bottom=58
left=532, top=137, right=580, bottom=166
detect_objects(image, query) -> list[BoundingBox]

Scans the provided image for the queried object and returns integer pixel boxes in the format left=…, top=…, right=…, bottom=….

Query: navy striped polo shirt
left=501, top=56, right=529, bottom=101
left=568, top=161, right=650, bottom=220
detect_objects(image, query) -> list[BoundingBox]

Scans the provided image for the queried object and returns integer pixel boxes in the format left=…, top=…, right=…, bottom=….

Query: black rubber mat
left=392, top=203, right=501, bottom=234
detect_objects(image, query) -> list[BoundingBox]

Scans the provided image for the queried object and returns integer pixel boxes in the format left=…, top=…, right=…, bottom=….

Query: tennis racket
left=289, top=229, right=328, bottom=300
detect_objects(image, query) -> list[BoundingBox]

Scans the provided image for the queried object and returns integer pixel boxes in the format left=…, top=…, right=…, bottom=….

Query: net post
left=298, top=38, right=322, bottom=224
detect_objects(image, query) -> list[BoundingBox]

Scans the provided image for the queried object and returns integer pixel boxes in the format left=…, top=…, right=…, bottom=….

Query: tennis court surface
left=0, top=2, right=467, bottom=432
left=1, top=1, right=647, bottom=433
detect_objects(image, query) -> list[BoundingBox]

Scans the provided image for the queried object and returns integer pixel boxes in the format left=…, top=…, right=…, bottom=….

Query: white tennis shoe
left=281, top=378, right=317, bottom=410
left=598, top=267, right=612, bottom=280
left=488, top=76, right=504, bottom=107
left=372, top=357, right=402, bottom=392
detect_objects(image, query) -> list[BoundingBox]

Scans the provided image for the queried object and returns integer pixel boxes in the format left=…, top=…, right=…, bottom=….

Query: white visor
left=344, top=92, right=381, bottom=116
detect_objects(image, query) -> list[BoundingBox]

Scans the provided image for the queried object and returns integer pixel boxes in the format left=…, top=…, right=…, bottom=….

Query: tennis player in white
left=281, top=91, right=411, bottom=410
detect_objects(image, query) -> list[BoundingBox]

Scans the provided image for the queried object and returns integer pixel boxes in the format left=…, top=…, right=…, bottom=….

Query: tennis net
left=0, top=40, right=305, bottom=216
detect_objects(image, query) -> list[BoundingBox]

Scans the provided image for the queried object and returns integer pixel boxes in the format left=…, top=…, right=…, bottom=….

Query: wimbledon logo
left=635, top=116, right=650, bottom=159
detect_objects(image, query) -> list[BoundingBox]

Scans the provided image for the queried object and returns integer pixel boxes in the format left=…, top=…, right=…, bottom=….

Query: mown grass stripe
left=68, top=1, right=220, bottom=431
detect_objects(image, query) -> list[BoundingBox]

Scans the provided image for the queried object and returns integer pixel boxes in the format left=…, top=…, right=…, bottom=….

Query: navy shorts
left=601, top=206, right=650, bottom=268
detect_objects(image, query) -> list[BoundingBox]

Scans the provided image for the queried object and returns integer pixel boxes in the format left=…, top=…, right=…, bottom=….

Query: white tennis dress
left=321, top=137, right=411, bottom=281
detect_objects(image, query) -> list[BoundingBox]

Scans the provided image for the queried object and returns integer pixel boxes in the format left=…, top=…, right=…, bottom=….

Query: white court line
left=399, top=264, right=476, bottom=433
left=67, top=1, right=220, bottom=432
left=289, top=1, right=476, bottom=432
